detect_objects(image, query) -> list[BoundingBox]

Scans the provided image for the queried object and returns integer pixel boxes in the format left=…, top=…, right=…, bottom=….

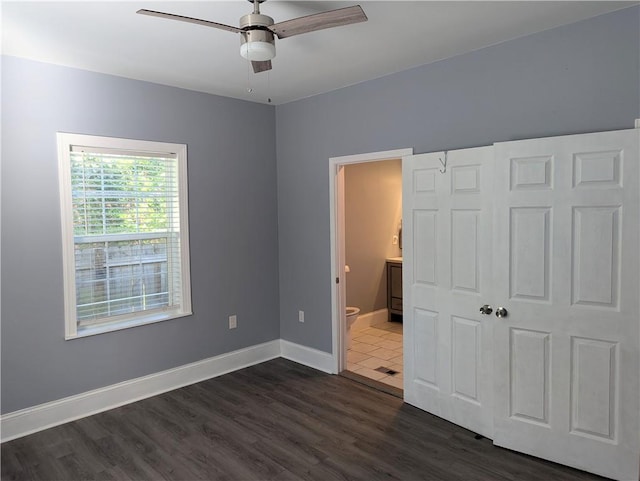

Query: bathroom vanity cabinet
left=386, top=259, right=402, bottom=322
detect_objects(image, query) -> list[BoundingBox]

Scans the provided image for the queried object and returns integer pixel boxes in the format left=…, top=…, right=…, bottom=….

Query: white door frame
left=329, top=148, right=413, bottom=374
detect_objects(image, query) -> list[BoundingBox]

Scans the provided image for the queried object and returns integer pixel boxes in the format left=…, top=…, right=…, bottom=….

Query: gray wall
left=2, top=5, right=639, bottom=414
left=1, top=56, right=280, bottom=413
left=345, top=159, right=402, bottom=314
left=276, top=6, right=640, bottom=352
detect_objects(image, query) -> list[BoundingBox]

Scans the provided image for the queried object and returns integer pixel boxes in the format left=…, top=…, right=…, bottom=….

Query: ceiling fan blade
left=252, top=60, right=272, bottom=73
left=269, top=5, right=367, bottom=39
left=137, top=9, right=241, bottom=34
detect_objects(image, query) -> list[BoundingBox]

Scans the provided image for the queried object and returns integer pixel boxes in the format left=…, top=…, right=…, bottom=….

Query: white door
left=492, top=130, right=639, bottom=481
left=403, top=146, right=494, bottom=438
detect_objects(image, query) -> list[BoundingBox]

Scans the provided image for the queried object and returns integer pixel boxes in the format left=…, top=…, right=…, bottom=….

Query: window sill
left=65, top=310, right=193, bottom=340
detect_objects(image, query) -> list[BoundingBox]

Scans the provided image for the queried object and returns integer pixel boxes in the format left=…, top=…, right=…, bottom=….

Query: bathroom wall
left=344, top=159, right=402, bottom=315
left=276, top=6, right=640, bottom=353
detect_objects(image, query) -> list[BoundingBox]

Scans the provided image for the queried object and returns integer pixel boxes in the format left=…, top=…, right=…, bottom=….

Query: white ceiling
left=2, top=1, right=637, bottom=105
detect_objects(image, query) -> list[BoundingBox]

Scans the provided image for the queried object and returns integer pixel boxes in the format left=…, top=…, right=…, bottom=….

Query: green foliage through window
left=71, top=153, right=177, bottom=236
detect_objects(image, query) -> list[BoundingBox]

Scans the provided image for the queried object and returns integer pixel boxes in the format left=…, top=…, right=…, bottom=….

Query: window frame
left=57, top=132, right=192, bottom=339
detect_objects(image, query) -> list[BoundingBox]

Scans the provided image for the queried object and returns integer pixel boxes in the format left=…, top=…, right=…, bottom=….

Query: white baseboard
left=0, top=340, right=281, bottom=443
left=280, top=340, right=335, bottom=374
left=352, top=308, right=388, bottom=330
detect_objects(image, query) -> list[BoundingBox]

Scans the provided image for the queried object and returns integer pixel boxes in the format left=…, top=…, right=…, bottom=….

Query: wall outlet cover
left=229, top=315, right=237, bottom=329
left=298, top=310, right=305, bottom=323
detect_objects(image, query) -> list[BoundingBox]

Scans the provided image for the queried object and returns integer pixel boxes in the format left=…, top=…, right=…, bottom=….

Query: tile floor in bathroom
left=347, top=321, right=403, bottom=390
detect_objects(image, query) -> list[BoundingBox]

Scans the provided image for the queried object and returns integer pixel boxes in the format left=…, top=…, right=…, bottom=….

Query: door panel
left=570, top=337, right=617, bottom=441
left=509, top=207, right=551, bottom=301
left=451, top=210, right=479, bottom=292
left=414, top=308, right=439, bottom=386
left=414, top=210, right=438, bottom=285
left=493, top=129, right=639, bottom=481
left=451, top=315, right=480, bottom=401
left=509, top=328, right=550, bottom=424
left=572, top=206, right=619, bottom=307
left=404, top=147, right=494, bottom=438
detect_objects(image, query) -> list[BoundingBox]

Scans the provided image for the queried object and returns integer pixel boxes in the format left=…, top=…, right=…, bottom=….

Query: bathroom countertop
left=386, top=256, right=403, bottom=263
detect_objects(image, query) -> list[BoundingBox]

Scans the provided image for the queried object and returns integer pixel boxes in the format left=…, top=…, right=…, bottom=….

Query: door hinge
left=336, top=277, right=340, bottom=284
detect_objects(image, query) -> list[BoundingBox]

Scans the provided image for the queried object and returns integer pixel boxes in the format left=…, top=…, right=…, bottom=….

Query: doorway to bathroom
left=329, top=148, right=413, bottom=393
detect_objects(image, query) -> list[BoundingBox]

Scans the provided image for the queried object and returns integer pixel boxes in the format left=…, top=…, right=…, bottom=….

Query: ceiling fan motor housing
left=240, top=13, right=276, bottom=61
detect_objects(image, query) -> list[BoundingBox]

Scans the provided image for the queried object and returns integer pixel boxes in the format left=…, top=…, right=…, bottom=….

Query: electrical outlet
left=298, top=310, right=305, bottom=323
left=229, top=315, right=237, bottom=329
left=635, top=118, right=640, bottom=128
left=392, top=235, right=399, bottom=245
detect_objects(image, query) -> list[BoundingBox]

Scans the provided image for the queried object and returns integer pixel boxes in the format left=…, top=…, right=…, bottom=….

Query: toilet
left=345, top=306, right=360, bottom=349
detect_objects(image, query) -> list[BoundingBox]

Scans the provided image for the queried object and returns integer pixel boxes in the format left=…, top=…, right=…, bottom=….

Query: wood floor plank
left=1, top=358, right=607, bottom=481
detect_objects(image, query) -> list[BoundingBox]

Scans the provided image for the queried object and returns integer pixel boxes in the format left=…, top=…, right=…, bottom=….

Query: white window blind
left=58, top=134, right=191, bottom=338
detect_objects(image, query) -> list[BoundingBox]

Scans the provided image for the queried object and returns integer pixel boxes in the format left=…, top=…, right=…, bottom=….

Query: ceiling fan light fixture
left=240, top=39, right=276, bottom=61
left=240, top=12, right=276, bottom=62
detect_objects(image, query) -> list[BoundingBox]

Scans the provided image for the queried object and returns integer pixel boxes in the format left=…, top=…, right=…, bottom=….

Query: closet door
left=492, top=129, right=639, bottom=481
left=403, top=146, right=494, bottom=438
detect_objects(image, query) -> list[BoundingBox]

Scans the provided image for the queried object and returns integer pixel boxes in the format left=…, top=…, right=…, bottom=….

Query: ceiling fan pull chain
left=246, top=57, right=253, bottom=94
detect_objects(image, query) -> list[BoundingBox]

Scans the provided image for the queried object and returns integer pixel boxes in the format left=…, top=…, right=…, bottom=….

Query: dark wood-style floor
left=2, top=358, right=606, bottom=481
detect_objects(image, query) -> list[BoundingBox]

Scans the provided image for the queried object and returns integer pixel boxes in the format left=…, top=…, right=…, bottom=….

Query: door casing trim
left=328, top=148, right=413, bottom=374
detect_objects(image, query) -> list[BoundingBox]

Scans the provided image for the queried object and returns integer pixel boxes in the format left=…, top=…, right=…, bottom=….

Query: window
left=57, top=133, right=191, bottom=339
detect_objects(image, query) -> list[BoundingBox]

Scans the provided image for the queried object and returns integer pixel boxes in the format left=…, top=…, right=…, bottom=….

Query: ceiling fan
left=137, top=0, right=368, bottom=73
